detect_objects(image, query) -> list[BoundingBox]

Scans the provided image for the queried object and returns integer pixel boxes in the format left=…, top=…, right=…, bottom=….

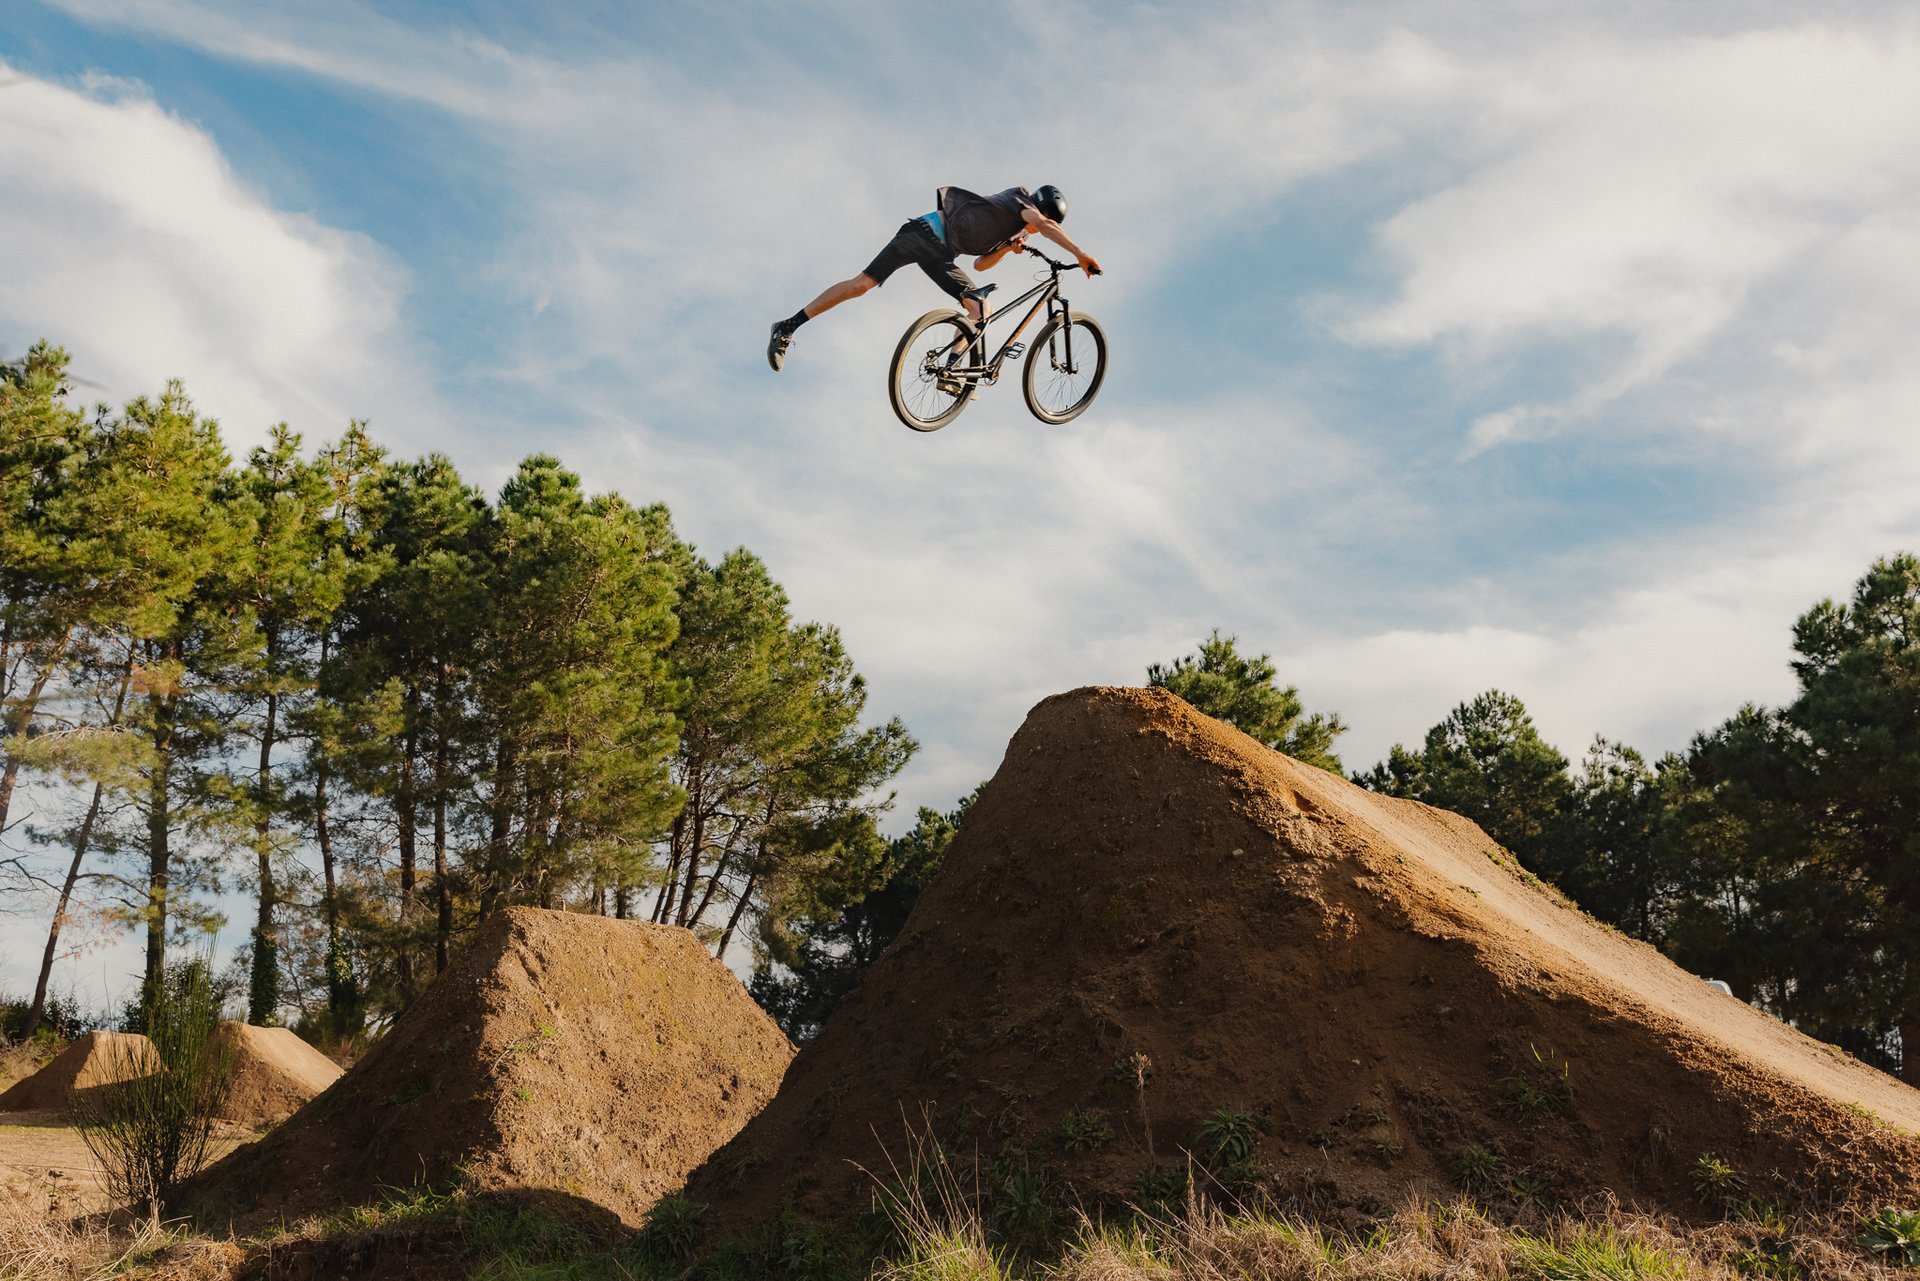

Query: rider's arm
left=1022, top=207, right=1102, bottom=275
left=973, top=230, right=1030, bottom=271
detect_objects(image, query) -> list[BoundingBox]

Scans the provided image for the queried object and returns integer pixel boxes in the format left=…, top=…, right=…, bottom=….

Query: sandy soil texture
left=179, top=908, right=793, bottom=1231
left=693, top=686, right=1920, bottom=1230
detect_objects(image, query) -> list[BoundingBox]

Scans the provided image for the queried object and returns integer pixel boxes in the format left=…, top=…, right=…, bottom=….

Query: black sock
left=784, top=309, right=810, bottom=331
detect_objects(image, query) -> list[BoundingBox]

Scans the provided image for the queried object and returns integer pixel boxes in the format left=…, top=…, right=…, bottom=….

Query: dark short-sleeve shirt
left=936, top=186, right=1037, bottom=255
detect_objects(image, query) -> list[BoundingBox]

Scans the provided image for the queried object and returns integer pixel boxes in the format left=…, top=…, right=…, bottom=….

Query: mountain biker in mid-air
left=767, top=184, right=1102, bottom=372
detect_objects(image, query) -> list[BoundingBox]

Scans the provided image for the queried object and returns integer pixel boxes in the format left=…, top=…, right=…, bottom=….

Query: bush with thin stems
left=73, top=954, right=236, bottom=1218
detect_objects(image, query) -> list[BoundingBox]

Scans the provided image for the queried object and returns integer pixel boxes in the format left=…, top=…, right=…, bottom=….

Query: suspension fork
left=1047, top=288, right=1076, bottom=373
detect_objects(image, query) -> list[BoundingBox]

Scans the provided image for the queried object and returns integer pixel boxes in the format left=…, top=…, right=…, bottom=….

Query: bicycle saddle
left=961, top=284, right=998, bottom=301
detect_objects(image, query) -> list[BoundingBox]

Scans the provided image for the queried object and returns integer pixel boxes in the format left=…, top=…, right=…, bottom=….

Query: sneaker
left=767, top=323, right=793, bottom=372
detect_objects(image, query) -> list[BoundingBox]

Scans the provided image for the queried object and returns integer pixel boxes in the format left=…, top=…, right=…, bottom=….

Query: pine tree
left=1357, top=690, right=1572, bottom=873
left=211, top=426, right=351, bottom=1023
left=1148, top=631, right=1347, bottom=771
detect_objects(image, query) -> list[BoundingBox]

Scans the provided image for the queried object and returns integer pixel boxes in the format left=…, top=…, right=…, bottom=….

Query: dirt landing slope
left=0, top=1032, right=158, bottom=1113
left=214, top=1022, right=344, bottom=1126
left=694, top=686, right=1920, bottom=1230
left=181, top=908, right=794, bottom=1229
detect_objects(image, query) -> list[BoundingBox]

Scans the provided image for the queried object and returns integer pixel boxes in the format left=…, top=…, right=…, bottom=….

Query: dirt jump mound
left=694, top=686, right=1920, bottom=1231
left=0, top=1031, right=158, bottom=1114
left=181, top=907, right=793, bottom=1229
left=213, top=1022, right=343, bottom=1127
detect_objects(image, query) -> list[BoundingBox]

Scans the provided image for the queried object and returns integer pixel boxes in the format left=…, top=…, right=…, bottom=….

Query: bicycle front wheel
left=1022, top=311, right=1106, bottom=425
left=889, top=310, right=978, bottom=432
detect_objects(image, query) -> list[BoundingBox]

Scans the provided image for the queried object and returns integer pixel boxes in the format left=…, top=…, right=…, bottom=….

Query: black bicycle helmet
left=1034, top=184, right=1067, bottom=222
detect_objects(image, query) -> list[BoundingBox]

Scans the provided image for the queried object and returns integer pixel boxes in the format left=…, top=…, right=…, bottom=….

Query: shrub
left=74, top=954, right=236, bottom=1217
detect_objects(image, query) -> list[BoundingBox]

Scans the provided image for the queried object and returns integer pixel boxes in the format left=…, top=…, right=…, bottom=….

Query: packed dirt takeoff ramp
left=182, top=908, right=793, bottom=1229
left=212, top=1021, right=343, bottom=1126
left=0, top=1031, right=157, bottom=1113
left=695, top=686, right=1920, bottom=1229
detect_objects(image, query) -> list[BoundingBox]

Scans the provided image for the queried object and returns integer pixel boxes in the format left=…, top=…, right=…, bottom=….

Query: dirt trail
left=1330, top=779, right=1920, bottom=1132
left=180, top=907, right=793, bottom=1230
left=693, top=686, right=1920, bottom=1230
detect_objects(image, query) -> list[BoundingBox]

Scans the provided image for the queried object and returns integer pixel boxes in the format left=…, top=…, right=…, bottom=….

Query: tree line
left=1, top=343, right=911, bottom=1041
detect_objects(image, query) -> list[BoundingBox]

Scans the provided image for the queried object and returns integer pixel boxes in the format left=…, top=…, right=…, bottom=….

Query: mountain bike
left=887, top=248, right=1107, bottom=432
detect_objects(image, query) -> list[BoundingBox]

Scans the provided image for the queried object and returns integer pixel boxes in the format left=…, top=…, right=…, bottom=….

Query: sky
left=5, top=0, right=1920, bottom=1007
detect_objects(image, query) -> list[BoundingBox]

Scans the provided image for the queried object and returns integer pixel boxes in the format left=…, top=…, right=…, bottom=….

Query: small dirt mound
left=0, top=1032, right=158, bottom=1113
left=693, top=686, right=1920, bottom=1231
left=214, top=1022, right=343, bottom=1126
left=180, top=907, right=793, bottom=1230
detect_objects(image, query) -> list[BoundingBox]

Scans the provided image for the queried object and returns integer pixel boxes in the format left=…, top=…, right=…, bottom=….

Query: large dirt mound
left=0, top=1032, right=157, bottom=1113
left=214, top=1022, right=343, bottom=1126
left=182, top=908, right=793, bottom=1229
left=694, top=686, right=1920, bottom=1230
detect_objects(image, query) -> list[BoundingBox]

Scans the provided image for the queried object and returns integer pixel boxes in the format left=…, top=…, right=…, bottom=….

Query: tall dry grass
left=0, top=1183, right=174, bottom=1281
left=1037, top=1196, right=1913, bottom=1281
left=865, top=1139, right=1911, bottom=1281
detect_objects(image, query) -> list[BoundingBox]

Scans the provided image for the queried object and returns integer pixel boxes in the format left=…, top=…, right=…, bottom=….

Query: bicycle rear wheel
left=1022, top=311, right=1107, bottom=425
left=889, top=310, right=979, bottom=432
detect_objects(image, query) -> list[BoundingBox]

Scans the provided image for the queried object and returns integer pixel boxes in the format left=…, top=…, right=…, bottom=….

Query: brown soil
left=179, top=907, right=793, bottom=1231
left=213, top=1023, right=344, bottom=1127
left=693, top=686, right=1920, bottom=1231
left=0, top=1032, right=158, bottom=1113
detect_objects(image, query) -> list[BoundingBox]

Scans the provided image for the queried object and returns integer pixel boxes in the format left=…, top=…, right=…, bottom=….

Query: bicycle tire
left=1022, top=311, right=1107, bottom=425
left=889, top=310, right=979, bottom=432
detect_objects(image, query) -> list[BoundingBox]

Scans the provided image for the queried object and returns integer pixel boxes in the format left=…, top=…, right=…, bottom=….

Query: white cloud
left=1334, top=23, right=1920, bottom=451
left=0, top=63, right=436, bottom=452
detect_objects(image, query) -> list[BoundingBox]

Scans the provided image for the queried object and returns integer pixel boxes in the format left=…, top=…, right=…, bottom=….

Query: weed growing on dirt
left=1111, top=1052, right=1155, bottom=1158
left=1131, top=1163, right=1189, bottom=1214
left=988, top=1150, right=1055, bottom=1253
left=1055, top=1107, right=1115, bottom=1152
left=1458, top=1144, right=1502, bottom=1186
left=1858, top=1206, right=1920, bottom=1266
left=1507, top=1173, right=1551, bottom=1207
left=1691, top=1154, right=1745, bottom=1208
left=1196, top=1104, right=1256, bottom=1170
left=640, top=1193, right=707, bottom=1262
left=1502, top=1045, right=1574, bottom=1115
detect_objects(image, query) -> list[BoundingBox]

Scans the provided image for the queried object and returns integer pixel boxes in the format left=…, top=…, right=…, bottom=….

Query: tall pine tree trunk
left=143, top=697, right=175, bottom=1023
left=1903, top=1008, right=1920, bottom=1086
left=651, top=811, right=685, bottom=923
left=433, top=668, right=451, bottom=973
left=715, top=871, right=756, bottom=958
left=395, top=704, right=419, bottom=1002
left=24, top=648, right=136, bottom=1039
left=0, top=626, right=74, bottom=833
left=25, top=783, right=107, bottom=1039
left=249, top=656, right=281, bottom=1024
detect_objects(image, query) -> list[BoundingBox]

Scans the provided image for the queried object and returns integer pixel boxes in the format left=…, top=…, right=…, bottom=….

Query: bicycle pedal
left=1004, top=342, right=1025, bottom=360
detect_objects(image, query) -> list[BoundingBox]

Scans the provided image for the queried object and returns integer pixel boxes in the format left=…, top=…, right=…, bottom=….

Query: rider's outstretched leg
left=769, top=273, right=877, bottom=371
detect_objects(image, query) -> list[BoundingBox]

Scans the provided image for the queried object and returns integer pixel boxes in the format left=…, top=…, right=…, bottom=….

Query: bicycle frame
left=936, top=252, right=1081, bottom=384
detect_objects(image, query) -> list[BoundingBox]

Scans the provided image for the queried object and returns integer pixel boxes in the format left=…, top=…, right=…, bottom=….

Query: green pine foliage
left=1148, top=630, right=1348, bottom=772
left=3, top=344, right=914, bottom=1043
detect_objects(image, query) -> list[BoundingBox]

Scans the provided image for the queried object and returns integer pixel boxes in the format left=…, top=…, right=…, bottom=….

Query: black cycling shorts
left=862, top=218, right=974, bottom=301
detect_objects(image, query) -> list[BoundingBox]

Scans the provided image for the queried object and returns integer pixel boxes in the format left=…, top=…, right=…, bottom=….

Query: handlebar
left=1023, top=246, right=1098, bottom=276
